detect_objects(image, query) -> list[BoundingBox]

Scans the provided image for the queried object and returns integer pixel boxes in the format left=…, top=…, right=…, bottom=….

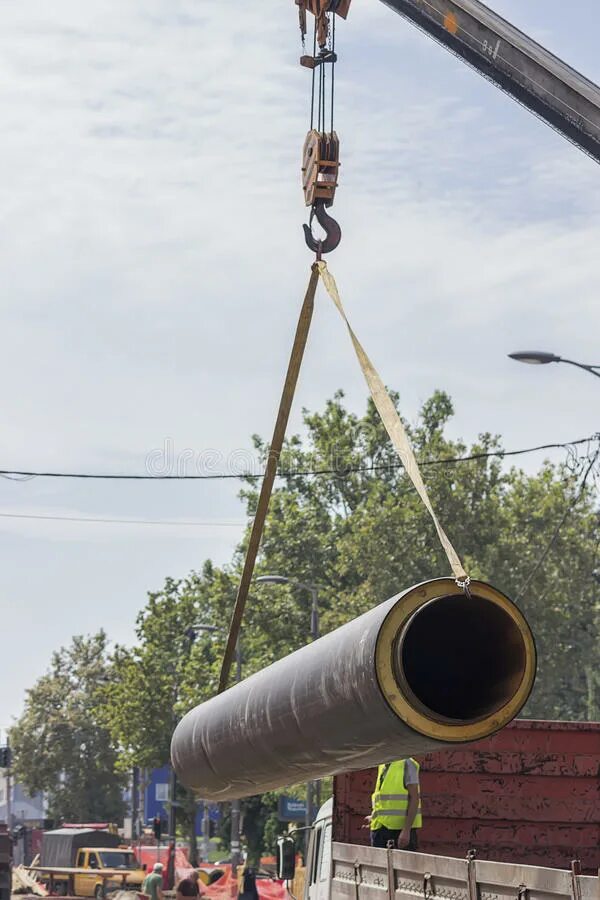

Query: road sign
left=278, top=796, right=307, bottom=822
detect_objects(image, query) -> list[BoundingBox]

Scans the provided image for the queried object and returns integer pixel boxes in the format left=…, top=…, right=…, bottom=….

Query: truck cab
left=35, top=829, right=146, bottom=899
left=278, top=799, right=334, bottom=900
left=72, top=847, right=145, bottom=898
left=304, top=799, right=333, bottom=900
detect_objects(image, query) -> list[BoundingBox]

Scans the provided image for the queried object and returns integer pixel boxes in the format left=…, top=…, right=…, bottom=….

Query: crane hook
left=303, top=199, right=342, bottom=256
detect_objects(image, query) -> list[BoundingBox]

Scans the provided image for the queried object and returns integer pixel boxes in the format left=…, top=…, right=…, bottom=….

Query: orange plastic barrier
left=203, top=869, right=288, bottom=900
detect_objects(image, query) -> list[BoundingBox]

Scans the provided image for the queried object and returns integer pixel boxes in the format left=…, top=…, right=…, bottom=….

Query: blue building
left=143, top=767, right=219, bottom=836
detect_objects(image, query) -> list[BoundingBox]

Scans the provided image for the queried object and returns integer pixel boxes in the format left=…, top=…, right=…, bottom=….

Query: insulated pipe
left=171, top=578, right=536, bottom=800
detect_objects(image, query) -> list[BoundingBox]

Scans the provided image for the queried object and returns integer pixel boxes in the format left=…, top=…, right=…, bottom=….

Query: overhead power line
left=0, top=435, right=597, bottom=482
left=0, top=512, right=246, bottom=527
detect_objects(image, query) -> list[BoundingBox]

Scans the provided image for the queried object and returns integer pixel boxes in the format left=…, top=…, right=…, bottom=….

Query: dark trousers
left=370, top=827, right=418, bottom=851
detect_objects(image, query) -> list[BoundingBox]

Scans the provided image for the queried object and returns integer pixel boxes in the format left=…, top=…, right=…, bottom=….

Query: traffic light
left=0, top=746, right=11, bottom=768
left=152, top=816, right=162, bottom=841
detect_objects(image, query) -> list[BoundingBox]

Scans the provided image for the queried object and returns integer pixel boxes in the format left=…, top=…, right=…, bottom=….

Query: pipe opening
left=394, top=593, right=528, bottom=723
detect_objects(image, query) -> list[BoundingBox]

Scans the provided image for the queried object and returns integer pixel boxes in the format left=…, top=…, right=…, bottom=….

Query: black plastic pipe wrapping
left=171, top=578, right=536, bottom=800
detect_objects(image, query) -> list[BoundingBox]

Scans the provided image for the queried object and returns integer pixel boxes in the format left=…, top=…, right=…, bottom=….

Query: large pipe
left=171, top=578, right=536, bottom=800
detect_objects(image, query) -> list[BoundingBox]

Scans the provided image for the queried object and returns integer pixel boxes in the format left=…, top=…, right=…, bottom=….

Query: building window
left=155, top=783, right=170, bottom=802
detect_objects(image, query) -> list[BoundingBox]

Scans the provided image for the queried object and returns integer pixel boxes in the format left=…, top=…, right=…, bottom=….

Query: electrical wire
left=0, top=511, right=246, bottom=527
left=2, top=440, right=597, bottom=532
left=0, top=435, right=597, bottom=482
left=517, top=442, right=600, bottom=600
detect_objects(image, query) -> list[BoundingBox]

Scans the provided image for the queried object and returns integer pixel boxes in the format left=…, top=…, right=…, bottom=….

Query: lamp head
left=255, top=575, right=290, bottom=585
left=508, top=351, right=560, bottom=365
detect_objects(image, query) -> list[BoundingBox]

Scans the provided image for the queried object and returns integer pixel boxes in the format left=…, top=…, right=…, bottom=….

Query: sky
left=1, top=0, right=599, bottom=730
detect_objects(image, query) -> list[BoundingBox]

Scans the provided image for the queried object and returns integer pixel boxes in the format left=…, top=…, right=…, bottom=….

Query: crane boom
left=379, top=0, right=600, bottom=163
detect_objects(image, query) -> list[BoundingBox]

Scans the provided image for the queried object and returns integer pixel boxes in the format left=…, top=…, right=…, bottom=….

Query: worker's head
left=153, top=863, right=164, bottom=874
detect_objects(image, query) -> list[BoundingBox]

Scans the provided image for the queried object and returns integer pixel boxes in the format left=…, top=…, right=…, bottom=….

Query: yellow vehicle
left=70, top=847, right=146, bottom=898
left=32, top=829, right=146, bottom=899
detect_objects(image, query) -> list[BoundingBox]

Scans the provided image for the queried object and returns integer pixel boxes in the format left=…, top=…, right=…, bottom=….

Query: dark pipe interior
left=395, top=594, right=528, bottom=723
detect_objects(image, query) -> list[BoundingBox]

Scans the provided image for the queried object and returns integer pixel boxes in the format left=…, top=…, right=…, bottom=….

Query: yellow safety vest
left=371, top=759, right=423, bottom=831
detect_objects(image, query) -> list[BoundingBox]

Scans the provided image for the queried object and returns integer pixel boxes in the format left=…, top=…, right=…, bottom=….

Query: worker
left=367, top=758, right=422, bottom=850
left=176, top=869, right=204, bottom=900
left=142, top=862, right=165, bottom=900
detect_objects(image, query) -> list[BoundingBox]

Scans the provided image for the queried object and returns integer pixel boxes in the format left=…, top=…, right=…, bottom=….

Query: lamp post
left=255, top=575, right=321, bottom=828
left=509, top=355, right=600, bottom=710
left=230, top=642, right=243, bottom=873
left=508, top=351, right=600, bottom=379
left=588, top=570, right=600, bottom=721
left=188, top=624, right=243, bottom=869
left=167, top=627, right=208, bottom=871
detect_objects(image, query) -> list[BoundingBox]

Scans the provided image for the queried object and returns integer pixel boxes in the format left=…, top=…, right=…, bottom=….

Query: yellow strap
left=317, top=260, right=468, bottom=582
left=218, top=264, right=320, bottom=692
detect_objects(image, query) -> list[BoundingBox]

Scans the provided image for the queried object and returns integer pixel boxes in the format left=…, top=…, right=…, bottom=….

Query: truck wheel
left=95, top=885, right=105, bottom=900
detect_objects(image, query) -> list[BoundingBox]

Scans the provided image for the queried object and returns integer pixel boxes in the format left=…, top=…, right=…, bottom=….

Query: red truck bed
left=333, top=719, right=600, bottom=873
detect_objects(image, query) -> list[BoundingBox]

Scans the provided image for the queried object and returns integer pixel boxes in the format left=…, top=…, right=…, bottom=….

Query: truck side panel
left=330, top=842, right=597, bottom=900
left=332, top=720, right=600, bottom=873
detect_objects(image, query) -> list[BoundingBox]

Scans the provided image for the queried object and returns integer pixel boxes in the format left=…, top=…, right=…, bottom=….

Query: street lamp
left=255, top=575, right=321, bottom=828
left=188, top=624, right=243, bottom=870
left=167, top=627, right=220, bottom=862
left=187, top=625, right=219, bottom=863
left=508, top=351, right=600, bottom=379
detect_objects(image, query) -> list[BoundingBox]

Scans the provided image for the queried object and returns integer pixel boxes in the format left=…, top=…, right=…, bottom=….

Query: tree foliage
left=243, top=390, right=599, bottom=720
left=101, top=569, right=236, bottom=863
left=17, top=390, right=599, bottom=855
left=11, top=632, right=126, bottom=823
left=105, top=390, right=598, bottom=857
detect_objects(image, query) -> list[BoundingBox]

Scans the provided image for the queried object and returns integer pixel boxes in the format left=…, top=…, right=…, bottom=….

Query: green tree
left=217, top=793, right=279, bottom=865
left=103, top=567, right=237, bottom=864
left=107, top=389, right=599, bottom=860
left=10, top=632, right=125, bottom=823
left=245, top=390, right=599, bottom=720
left=103, top=564, right=311, bottom=864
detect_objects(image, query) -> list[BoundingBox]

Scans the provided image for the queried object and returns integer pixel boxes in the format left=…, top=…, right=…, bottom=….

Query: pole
left=202, top=802, right=210, bottom=862
left=304, top=782, right=312, bottom=831
left=309, top=586, right=320, bottom=644
left=306, top=587, right=320, bottom=826
left=132, top=767, right=140, bottom=840
left=231, top=640, right=243, bottom=872
left=168, top=766, right=177, bottom=841
left=5, top=737, right=11, bottom=829
left=140, top=767, right=148, bottom=856
left=166, top=767, right=177, bottom=889
left=230, top=801, right=241, bottom=872
left=560, top=358, right=600, bottom=379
